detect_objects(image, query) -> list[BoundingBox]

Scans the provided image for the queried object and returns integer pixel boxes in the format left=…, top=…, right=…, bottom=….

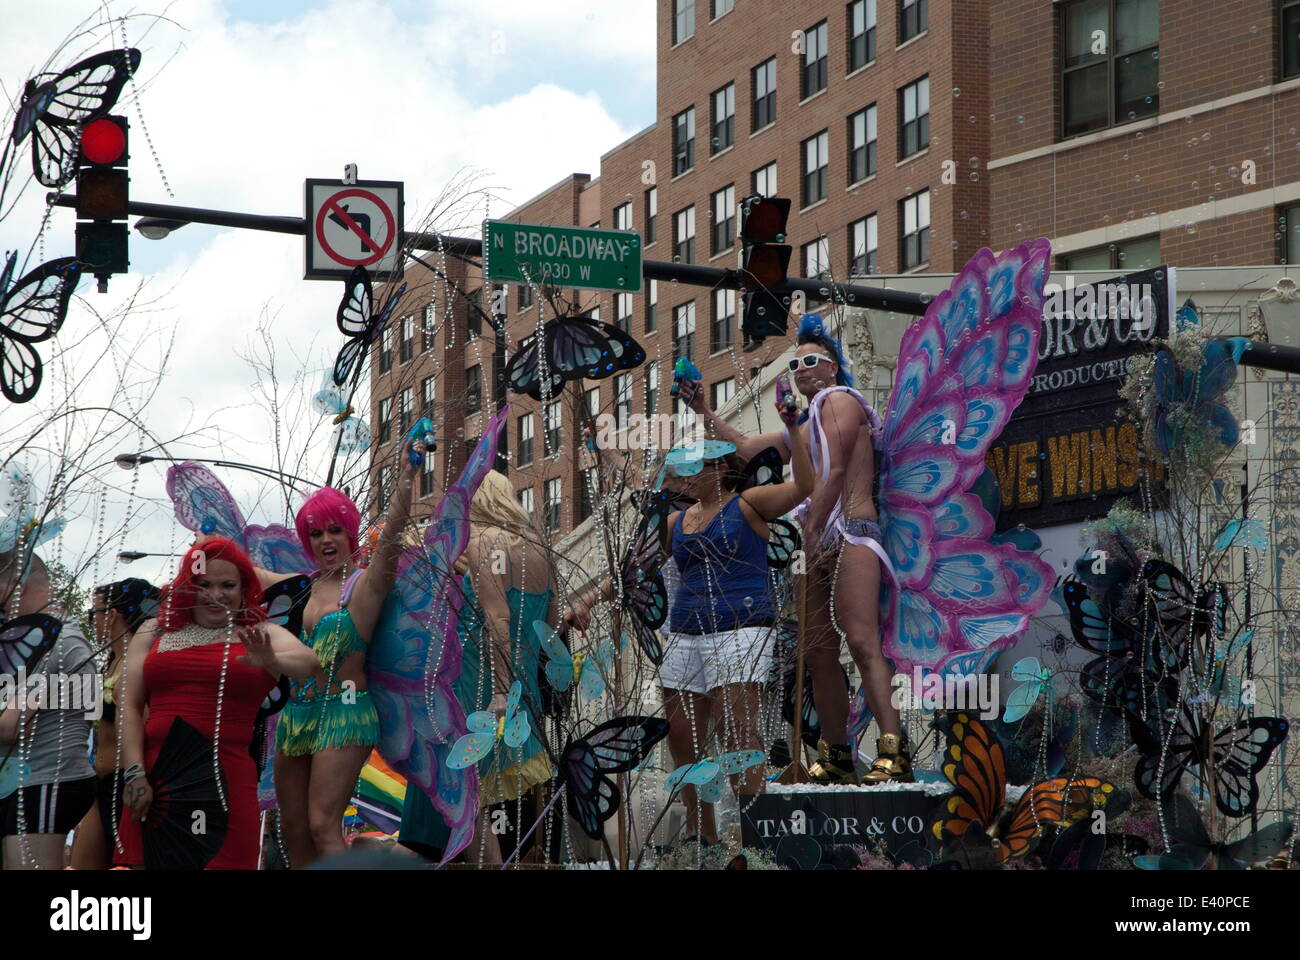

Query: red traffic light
left=80, top=117, right=127, bottom=165
left=741, top=196, right=791, bottom=244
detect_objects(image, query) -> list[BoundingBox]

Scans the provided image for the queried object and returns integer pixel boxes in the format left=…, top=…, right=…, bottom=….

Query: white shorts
left=659, top=626, right=777, bottom=695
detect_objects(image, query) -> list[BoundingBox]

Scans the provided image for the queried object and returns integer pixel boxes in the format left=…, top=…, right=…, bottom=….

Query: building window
left=712, top=0, right=734, bottom=17
left=544, top=401, right=562, bottom=454
left=645, top=361, right=659, bottom=414
left=849, top=104, right=877, bottom=183
left=379, top=326, right=392, bottom=373
left=645, top=187, right=657, bottom=244
left=378, top=397, right=392, bottom=444
left=1285, top=1, right=1300, bottom=79
left=421, top=304, right=435, bottom=351
left=899, top=0, right=926, bottom=44
left=579, top=468, right=595, bottom=523
left=712, top=377, right=736, bottom=410
left=377, top=465, right=391, bottom=512
left=802, top=20, right=828, bottom=99
left=419, top=449, right=435, bottom=497
left=646, top=278, right=658, bottom=332
left=674, top=0, right=695, bottom=44
left=711, top=288, right=735, bottom=352
left=900, top=190, right=930, bottom=270
left=466, top=290, right=482, bottom=340
left=674, top=206, right=696, bottom=263
left=518, top=413, right=535, bottom=466
left=752, top=57, right=777, bottom=131
left=802, top=236, right=830, bottom=279
left=615, top=373, right=632, bottom=428
left=1062, top=0, right=1159, bottom=138
left=584, top=386, right=601, bottom=423
left=615, top=292, right=633, bottom=332
left=802, top=130, right=829, bottom=207
left=518, top=283, right=533, bottom=310
left=1060, top=235, right=1159, bottom=272
left=399, top=315, right=413, bottom=364
left=712, top=83, right=735, bottom=154
left=848, top=0, right=876, bottom=71
left=899, top=76, right=929, bottom=159
left=518, top=486, right=534, bottom=518
left=465, top=364, right=482, bottom=414
left=614, top=201, right=633, bottom=232
left=752, top=161, right=777, bottom=198
left=673, top=106, right=696, bottom=176
left=711, top=186, right=736, bottom=255
left=398, top=387, right=412, bottom=433
left=850, top=215, right=878, bottom=276
left=421, top=375, right=435, bottom=418
left=674, top=301, right=696, bottom=361
left=544, top=477, right=563, bottom=532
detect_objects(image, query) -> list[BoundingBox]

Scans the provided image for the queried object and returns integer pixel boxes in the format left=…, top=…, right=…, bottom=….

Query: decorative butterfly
left=1135, top=793, right=1294, bottom=870
left=1128, top=704, right=1288, bottom=817
left=534, top=620, right=614, bottom=701
left=333, top=266, right=407, bottom=387
left=560, top=716, right=669, bottom=839
left=0, top=613, right=61, bottom=676
left=1044, top=790, right=1145, bottom=871
left=932, top=713, right=1120, bottom=865
left=8, top=48, right=141, bottom=189
left=617, top=500, right=670, bottom=665
left=765, top=517, right=801, bottom=569
left=505, top=314, right=646, bottom=401
left=311, top=370, right=371, bottom=454
left=664, top=750, right=766, bottom=803
left=445, top=680, right=531, bottom=769
left=736, top=446, right=784, bottom=490
left=1210, top=517, right=1269, bottom=553
left=1002, top=656, right=1053, bottom=723
left=1, top=251, right=82, bottom=403
left=1150, top=301, right=1246, bottom=457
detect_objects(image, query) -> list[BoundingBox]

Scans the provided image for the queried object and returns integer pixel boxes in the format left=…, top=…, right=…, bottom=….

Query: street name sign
left=484, top=220, right=642, bottom=293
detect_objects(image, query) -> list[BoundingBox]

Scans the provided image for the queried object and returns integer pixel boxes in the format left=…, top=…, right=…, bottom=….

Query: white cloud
left=0, top=0, right=654, bottom=588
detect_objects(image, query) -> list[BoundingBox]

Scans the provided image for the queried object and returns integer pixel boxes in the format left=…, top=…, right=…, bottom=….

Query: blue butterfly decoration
left=533, top=620, right=614, bottom=701
left=1210, top=517, right=1269, bottom=553
left=1151, top=300, right=1249, bottom=458
left=311, top=371, right=371, bottom=454
left=664, top=750, right=766, bottom=803
left=445, top=680, right=531, bottom=769
left=1003, top=656, right=1053, bottom=723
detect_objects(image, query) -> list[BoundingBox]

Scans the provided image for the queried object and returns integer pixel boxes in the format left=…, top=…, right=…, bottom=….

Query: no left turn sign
left=305, top=178, right=404, bottom=280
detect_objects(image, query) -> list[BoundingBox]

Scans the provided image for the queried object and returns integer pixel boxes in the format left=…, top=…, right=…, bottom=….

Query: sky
left=0, top=0, right=656, bottom=588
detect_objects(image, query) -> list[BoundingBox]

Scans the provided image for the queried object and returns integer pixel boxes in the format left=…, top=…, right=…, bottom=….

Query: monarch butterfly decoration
left=932, top=713, right=1122, bottom=867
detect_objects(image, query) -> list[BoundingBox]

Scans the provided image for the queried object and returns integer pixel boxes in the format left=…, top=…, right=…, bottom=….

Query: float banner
left=740, top=790, right=942, bottom=868
left=987, top=265, right=1173, bottom=530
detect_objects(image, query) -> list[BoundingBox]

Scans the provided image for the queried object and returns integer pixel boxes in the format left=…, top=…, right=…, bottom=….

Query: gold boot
left=861, top=734, right=913, bottom=784
left=807, top=739, right=858, bottom=785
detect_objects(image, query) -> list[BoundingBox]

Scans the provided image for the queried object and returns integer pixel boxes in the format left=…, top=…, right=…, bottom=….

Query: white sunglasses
left=788, top=353, right=835, bottom=371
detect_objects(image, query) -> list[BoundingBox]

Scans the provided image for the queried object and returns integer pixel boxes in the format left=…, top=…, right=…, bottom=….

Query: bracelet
left=123, top=763, right=146, bottom=785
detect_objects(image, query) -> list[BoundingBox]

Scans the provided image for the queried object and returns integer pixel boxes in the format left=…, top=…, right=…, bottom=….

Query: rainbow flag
left=350, top=750, right=408, bottom=835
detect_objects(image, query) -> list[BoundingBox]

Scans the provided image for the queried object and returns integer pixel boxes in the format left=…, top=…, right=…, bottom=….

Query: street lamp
left=115, top=452, right=319, bottom=494
left=118, top=550, right=181, bottom=563
left=134, top=217, right=188, bottom=239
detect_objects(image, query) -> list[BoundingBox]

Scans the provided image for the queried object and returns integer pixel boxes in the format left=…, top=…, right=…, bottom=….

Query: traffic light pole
left=48, top=193, right=929, bottom=315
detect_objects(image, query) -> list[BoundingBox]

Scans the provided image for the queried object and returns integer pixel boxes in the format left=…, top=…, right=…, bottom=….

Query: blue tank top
left=670, top=495, right=775, bottom=634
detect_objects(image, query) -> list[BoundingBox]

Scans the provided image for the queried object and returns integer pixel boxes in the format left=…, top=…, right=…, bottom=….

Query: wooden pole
left=777, top=566, right=812, bottom=784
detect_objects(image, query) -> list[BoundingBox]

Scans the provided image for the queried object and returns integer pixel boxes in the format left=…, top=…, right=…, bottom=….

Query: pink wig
left=295, top=487, right=361, bottom=557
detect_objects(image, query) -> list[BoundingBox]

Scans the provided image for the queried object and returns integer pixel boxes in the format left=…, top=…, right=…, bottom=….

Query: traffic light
left=74, top=114, right=129, bottom=291
left=739, top=195, right=791, bottom=351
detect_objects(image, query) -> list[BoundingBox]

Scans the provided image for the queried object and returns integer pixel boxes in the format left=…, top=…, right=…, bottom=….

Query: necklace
left=157, top=622, right=231, bottom=653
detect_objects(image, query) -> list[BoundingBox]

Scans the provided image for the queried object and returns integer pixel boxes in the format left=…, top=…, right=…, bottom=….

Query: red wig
left=295, top=487, right=361, bottom=560
left=158, top=536, right=267, bottom=632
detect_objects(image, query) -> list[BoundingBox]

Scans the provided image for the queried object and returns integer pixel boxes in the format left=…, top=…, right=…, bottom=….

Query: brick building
left=369, top=0, right=1300, bottom=532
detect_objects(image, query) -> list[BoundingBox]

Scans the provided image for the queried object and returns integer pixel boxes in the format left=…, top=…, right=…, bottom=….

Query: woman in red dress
left=115, top=537, right=320, bottom=869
